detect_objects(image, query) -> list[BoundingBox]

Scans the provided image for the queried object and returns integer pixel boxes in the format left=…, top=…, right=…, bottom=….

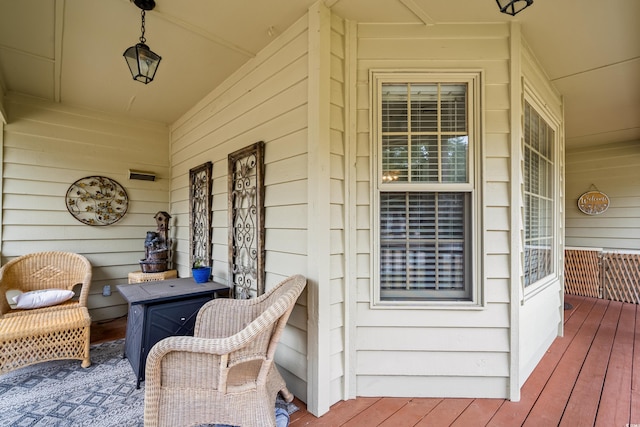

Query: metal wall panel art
left=189, top=162, right=212, bottom=268
left=228, top=142, right=265, bottom=298
left=66, top=176, right=128, bottom=226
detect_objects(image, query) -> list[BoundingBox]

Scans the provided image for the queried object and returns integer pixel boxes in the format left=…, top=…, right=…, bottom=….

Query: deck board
left=343, top=398, right=412, bottom=426
left=450, top=398, right=504, bottom=426
left=413, top=399, right=473, bottom=426
left=377, top=398, right=442, bottom=427
left=594, top=302, right=635, bottom=426
left=290, top=295, right=639, bottom=426
left=559, top=301, right=621, bottom=426
left=632, top=303, right=640, bottom=424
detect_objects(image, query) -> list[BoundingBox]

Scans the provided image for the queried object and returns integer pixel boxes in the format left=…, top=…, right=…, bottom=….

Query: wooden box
left=128, top=269, right=178, bottom=284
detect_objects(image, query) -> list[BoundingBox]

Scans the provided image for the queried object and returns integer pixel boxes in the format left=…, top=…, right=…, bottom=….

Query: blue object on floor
left=275, top=406, right=290, bottom=427
left=214, top=406, right=290, bottom=427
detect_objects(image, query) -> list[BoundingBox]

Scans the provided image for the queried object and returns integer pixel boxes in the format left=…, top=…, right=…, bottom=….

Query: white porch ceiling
left=0, top=0, right=638, bottom=149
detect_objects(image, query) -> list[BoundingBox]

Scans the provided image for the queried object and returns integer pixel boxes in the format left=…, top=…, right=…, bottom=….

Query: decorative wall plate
left=577, top=190, right=610, bottom=215
left=66, top=176, right=129, bottom=226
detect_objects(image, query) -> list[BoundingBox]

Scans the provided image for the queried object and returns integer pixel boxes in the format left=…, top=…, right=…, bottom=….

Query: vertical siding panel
left=2, top=94, right=170, bottom=321
left=507, top=21, right=524, bottom=401
left=329, top=13, right=348, bottom=407
left=344, top=18, right=360, bottom=402
left=306, top=2, right=332, bottom=415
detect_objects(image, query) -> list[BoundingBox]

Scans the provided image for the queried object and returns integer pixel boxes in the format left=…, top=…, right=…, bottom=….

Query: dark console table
left=117, top=277, right=230, bottom=387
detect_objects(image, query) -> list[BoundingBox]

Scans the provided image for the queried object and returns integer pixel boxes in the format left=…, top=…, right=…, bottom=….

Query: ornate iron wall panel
left=228, top=142, right=265, bottom=298
left=189, top=162, right=212, bottom=268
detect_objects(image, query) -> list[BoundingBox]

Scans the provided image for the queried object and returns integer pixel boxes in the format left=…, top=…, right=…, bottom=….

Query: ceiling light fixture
left=123, top=0, right=162, bottom=84
left=496, top=0, right=533, bottom=16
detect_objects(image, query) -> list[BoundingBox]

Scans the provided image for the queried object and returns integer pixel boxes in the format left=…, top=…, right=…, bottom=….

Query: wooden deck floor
left=289, top=294, right=640, bottom=426
left=91, top=294, right=639, bottom=426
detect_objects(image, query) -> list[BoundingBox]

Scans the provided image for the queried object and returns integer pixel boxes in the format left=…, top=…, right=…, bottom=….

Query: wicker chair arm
left=147, top=334, right=248, bottom=363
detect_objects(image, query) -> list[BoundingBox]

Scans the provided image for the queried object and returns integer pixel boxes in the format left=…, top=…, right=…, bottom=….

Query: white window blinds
left=381, top=84, right=469, bottom=184
left=380, top=192, right=469, bottom=299
left=377, top=80, right=473, bottom=301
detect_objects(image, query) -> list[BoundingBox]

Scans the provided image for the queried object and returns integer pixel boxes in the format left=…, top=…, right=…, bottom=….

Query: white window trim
left=522, top=82, right=562, bottom=301
left=369, top=69, right=484, bottom=309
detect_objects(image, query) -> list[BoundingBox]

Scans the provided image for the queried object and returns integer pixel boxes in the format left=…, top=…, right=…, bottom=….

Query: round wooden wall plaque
left=577, top=190, right=609, bottom=215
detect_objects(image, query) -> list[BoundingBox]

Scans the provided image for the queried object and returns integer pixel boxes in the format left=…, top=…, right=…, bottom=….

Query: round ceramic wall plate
left=66, top=176, right=129, bottom=226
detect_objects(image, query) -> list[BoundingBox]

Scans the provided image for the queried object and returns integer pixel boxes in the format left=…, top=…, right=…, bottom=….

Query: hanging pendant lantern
left=123, top=0, right=162, bottom=84
left=496, top=0, right=533, bottom=16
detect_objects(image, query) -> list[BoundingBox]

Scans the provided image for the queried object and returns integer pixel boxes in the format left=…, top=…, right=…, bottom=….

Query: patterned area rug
left=0, top=340, right=143, bottom=426
left=0, top=339, right=298, bottom=427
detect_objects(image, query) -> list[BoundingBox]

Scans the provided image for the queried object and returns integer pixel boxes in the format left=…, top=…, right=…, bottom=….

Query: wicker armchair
left=144, top=274, right=306, bottom=427
left=0, top=251, right=93, bottom=373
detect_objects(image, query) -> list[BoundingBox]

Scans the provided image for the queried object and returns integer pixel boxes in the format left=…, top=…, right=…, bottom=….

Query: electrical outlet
left=102, top=285, right=111, bottom=297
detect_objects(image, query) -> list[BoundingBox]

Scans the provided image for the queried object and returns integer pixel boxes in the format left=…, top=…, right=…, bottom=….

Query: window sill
left=371, top=299, right=485, bottom=310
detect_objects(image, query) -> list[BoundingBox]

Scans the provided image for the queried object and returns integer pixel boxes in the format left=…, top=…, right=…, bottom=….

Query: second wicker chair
left=143, top=274, right=306, bottom=427
left=0, top=251, right=93, bottom=374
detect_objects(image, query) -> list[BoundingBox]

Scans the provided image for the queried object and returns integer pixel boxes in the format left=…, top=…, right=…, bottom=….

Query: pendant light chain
left=139, top=10, right=147, bottom=44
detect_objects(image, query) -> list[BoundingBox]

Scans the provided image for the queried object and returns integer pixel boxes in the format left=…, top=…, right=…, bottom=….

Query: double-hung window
left=524, top=101, right=555, bottom=287
left=372, top=72, right=480, bottom=303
